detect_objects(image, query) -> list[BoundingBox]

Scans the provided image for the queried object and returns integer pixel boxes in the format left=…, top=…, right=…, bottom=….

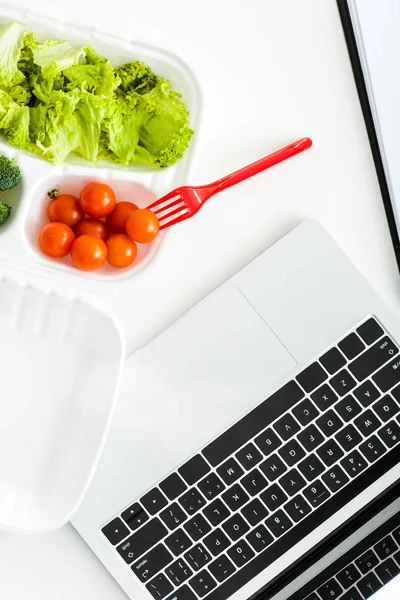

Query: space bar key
left=202, top=380, right=304, bottom=467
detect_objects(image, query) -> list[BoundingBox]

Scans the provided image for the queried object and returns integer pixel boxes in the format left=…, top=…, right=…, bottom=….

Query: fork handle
left=202, top=137, right=312, bottom=200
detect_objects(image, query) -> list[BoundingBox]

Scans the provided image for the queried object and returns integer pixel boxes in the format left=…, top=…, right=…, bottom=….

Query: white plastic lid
left=0, top=276, right=125, bottom=534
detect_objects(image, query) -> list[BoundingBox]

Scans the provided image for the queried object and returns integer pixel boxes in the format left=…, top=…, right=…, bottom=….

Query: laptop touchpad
left=126, top=285, right=296, bottom=468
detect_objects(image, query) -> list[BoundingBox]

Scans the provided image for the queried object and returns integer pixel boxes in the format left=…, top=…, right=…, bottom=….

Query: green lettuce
left=0, top=22, right=28, bottom=88
left=0, top=22, right=194, bottom=168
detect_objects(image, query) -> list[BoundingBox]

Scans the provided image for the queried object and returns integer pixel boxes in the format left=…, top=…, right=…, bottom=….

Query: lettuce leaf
left=74, top=91, right=107, bottom=162
left=0, top=90, right=30, bottom=148
left=63, top=47, right=120, bottom=97
left=32, top=39, right=85, bottom=78
left=0, top=22, right=28, bottom=88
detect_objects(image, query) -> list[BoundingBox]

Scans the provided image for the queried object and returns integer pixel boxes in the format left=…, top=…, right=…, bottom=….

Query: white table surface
left=1, top=0, right=400, bottom=598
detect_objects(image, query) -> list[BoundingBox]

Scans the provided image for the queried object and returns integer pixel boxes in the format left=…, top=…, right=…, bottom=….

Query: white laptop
left=72, top=220, right=400, bottom=600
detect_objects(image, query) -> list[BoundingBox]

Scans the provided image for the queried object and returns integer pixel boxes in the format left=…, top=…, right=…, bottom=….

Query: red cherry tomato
left=70, top=234, right=107, bottom=271
left=125, top=208, right=159, bottom=243
left=80, top=182, right=116, bottom=218
left=106, top=201, right=138, bottom=233
left=47, top=194, right=84, bottom=227
left=106, top=234, right=138, bottom=268
left=38, top=222, right=75, bottom=258
left=75, top=218, right=109, bottom=242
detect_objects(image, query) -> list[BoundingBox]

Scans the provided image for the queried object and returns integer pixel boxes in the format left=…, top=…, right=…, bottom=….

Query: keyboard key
left=298, top=424, right=325, bottom=452
left=141, top=489, right=169, bottom=515
left=322, top=465, right=349, bottom=492
left=335, top=395, right=362, bottom=422
left=227, top=540, right=255, bottom=567
left=357, top=318, right=384, bottom=345
left=394, top=550, right=400, bottom=567
left=203, top=380, right=304, bottom=467
left=337, top=564, right=361, bottom=589
left=298, top=454, right=325, bottom=481
left=303, top=480, right=331, bottom=507
left=117, top=518, right=168, bottom=563
left=341, top=588, right=362, bottom=600
left=184, top=515, right=211, bottom=541
left=240, top=469, right=268, bottom=496
left=354, top=410, right=381, bottom=436
left=146, top=574, right=174, bottom=600
left=311, top=384, right=338, bottom=411
left=349, top=337, right=398, bottom=381
left=284, top=494, right=312, bottom=522
left=335, top=424, right=362, bottom=452
left=320, top=347, right=347, bottom=374
left=330, top=369, right=357, bottom=396
left=341, top=450, right=368, bottom=477
left=132, top=544, right=173, bottom=582
left=375, top=557, right=400, bottom=583
left=102, top=518, right=130, bottom=545
left=391, top=384, right=400, bottom=403
left=316, top=410, right=343, bottom=436
left=292, top=399, right=319, bottom=426
left=203, top=499, right=230, bottom=527
left=259, top=455, right=287, bottom=481
left=354, top=381, right=381, bottom=407
left=208, top=555, right=236, bottom=582
left=357, top=572, right=382, bottom=597
left=373, top=356, right=400, bottom=392
left=359, top=435, right=386, bottom=462
left=374, top=536, right=398, bottom=559
left=373, top=395, right=399, bottom=422
left=254, top=428, right=282, bottom=456
left=222, top=484, right=249, bottom=511
left=184, top=544, right=211, bottom=571
left=121, top=503, right=149, bottom=530
left=198, top=473, right=225, bottom=501
left=179, top=455, right=210, bottom=486
left=339, top=333, right=365, bottom=360
left=297, top=362, right=328, bottom=392
left=355, top=550, right=379, bottom=574
left=273, top=414, right=300, bottom=441
left=241, top=498, right=268, bottom=526
left=246, top=524, right=274, bottom=552
left=317, top=578, right=343, bottom=600
left=189, top=570, right=217, bottom=597
left=278, top=440, right=306, bottom=467
left=265, top=510, right=293, bottom=537
left=161, top=504, right=187, bottom=531
left=217, top=458, right=244, bottom=485
left=179, top=489, right=206, bottom=516
left=166, top=585, right=197, bottom=600
left=236, top=443, right=263, bottom=470
left=165, top=529, right=192, bottom=556
left=260, top=484, right=288, bottom=511
left=160, top=474, right=187, bottom=501
left=378, top=420, right=400, bottom=448
left=222, top=514, right=250, bottom=541
left=165, top=559, right=193, bottom=586
left=203, top=529, right=230, bottom=556
left=317, top=439, right=344, bottom=467
left=279, top=469, right=307, bottom=496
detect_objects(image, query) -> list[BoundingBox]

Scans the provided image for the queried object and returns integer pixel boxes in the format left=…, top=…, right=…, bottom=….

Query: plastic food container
left=0, top=4, right=200, bottom=534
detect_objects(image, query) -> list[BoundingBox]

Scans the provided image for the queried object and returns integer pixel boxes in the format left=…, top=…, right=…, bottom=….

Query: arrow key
left=141, top=488, right=168, bottom=515
left=121, top=502, right=149, bottom=530
left=102, top=517, right=130, bottom=545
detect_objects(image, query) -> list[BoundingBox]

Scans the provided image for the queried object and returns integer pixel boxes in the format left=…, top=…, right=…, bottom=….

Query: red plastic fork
left=147, top=137, right=312, bottom=230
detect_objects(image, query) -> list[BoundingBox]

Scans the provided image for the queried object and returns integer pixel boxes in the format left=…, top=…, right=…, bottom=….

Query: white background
left=1, top=0, right=400, bottom=598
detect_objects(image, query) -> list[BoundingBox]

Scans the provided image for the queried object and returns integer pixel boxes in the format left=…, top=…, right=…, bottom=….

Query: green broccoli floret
left=0, top=155, right=22, bottom=190
left=0, top=202, right=11, bottom=225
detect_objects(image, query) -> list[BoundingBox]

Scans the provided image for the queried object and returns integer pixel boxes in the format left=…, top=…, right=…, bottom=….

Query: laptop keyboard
left=292, top=505, right=400, bottom=600
left=101, top=318, right=400, bottom=600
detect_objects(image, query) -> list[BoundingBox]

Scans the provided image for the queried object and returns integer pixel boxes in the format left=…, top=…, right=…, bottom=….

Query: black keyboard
left=101, top=318, right=400, bottom=600
left=291, top=505, right=400, bottom=600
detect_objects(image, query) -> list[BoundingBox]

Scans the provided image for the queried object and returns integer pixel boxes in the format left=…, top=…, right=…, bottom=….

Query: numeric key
left=284, top=494, right=311, bottom=522
left=228, top=540, right=255, bottom=567
left=322, top=465, right=349, bottom=492
left=378, top=420, right=400, bottom=448
left=340, top=450, right=368, bottom=477
left=303, top=480, right=331, bottom=507
left=265, top=510, right=293, bottom=537
left=246, top=524, right=274, bottom=552
left=337, top=564, right=361, bottom=589
left=359, top=435, right=386, bottom=462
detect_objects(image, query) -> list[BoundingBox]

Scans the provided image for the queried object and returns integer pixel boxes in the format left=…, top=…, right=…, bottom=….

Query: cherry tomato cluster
left=38, top=182, right=160, bottom=271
